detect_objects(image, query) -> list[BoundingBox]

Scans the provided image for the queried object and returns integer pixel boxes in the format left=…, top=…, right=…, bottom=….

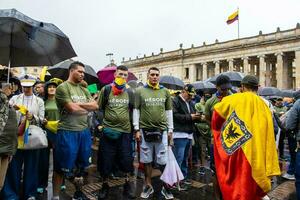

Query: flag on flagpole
left=226, top=10, right=239, bottom=24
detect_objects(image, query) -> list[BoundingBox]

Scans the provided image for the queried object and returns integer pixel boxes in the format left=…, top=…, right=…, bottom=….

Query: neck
left=48, top=95, right=55, bottom=100
left=24, top=92, right=33, bottom=96
left=67, top=77, right=79, bottom=85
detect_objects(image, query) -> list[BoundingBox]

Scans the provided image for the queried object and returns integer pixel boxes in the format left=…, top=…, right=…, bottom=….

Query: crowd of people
left=0, top=61, right=299, bottom=200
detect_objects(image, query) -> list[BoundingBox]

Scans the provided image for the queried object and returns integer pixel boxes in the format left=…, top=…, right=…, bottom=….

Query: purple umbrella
left=97, top=65, right=137, bottom=85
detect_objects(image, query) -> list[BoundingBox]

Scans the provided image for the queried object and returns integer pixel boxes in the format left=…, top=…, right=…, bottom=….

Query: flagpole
left=238, top=7, right=240, bottom=39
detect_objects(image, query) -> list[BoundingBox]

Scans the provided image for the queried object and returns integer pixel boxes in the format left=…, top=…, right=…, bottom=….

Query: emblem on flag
left=221, top=111, right=252, bottom=155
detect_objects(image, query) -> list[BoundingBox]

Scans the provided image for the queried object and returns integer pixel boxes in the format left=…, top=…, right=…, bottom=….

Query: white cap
left=20, top=75, right=36, bottom=87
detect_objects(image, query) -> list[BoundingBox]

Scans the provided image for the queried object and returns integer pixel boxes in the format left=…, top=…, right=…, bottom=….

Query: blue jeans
left=1, top=149, right=40, bottom=200
left=173, top=138, right=192, bottom=179
left=287, top=135, right=297, bottom=175
left=295, top=149, right=300, bottom=200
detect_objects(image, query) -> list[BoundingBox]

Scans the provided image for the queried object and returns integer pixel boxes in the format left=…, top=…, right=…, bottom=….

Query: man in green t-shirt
left=134, top=67, right=174, bottom=199
left=97, top=65, right=136, bottom=199
left=53, top=61, right=98, bottom=200
left=204, top=74, right=231, bottom=200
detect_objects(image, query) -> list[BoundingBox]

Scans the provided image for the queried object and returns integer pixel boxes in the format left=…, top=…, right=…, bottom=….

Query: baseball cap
left=216, top=74, right=232, bottom=89
left=241, top=75, right=259, bottom=87
left=20, top=75, right=36, bottom=87
left=183, top=84, right=196, bottom=96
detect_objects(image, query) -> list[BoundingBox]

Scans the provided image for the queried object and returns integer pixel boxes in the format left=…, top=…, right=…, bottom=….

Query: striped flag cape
left=211, top=92, right=280, bottom=200
left=226, top=10, right=239, bottom=24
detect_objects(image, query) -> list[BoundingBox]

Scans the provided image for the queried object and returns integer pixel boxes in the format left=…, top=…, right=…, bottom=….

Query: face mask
left=114, top=77, right=126, bottom=86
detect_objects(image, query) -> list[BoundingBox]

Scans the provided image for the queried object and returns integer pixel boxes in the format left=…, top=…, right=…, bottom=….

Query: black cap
left=183, top=84, right=196, bottom=95
left=216, top=75, right=232, bottom=89
left=241, top=75, right=259, bottom=87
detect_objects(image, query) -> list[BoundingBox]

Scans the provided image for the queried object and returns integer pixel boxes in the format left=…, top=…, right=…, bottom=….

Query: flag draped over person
left=226, top=10, right=239, bottom=24
left=211, top=92, right=280, bottom=200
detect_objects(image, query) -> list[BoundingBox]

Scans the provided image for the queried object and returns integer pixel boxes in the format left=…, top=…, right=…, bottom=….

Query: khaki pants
left=0, top=156, right=9, bottom=191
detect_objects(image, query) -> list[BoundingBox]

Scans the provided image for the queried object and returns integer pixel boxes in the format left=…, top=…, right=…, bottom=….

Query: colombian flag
left=212, top=92, right=280, bottom=200
left=226, top=10, right=239, bottom=24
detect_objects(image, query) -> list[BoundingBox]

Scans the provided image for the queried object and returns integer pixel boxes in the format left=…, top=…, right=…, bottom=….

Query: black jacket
left=172, top=95, right=196, bottom=134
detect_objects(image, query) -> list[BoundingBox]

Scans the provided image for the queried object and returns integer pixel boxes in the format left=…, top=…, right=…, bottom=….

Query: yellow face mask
left=115, top=77, right=126, bottom=86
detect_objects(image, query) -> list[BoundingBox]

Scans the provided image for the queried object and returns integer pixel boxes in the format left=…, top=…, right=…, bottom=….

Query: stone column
left=265, top=61, right=271, bottom=87
left=276, top=52, right=284, bottom=89
left=228, top=59, right=234, bottom=71
left=243, top=57, right=249, bottom=74
left=189, top=64, right=196, bottom=83
left=202, top=62, right=207, bottom=80
left=214, top=61, right=220, bottom=75
left=295, top=50, right=300, bottom=89
left=259, top=55, right=266, bottom=87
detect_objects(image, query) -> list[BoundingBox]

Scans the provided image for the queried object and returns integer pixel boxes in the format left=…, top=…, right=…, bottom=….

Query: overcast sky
left=1, top=0, right=300, bottom=71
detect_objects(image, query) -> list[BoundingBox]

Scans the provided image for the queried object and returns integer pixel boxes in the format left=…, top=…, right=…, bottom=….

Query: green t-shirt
left=204, top=95, right=220, bottom=122
left=135, top=87, right=172, bottom=130
left=45, top=99, right=60, bottom=121
left=55, top=81, right=92, bottom=131
left=98, top=87, right=131, bottom=133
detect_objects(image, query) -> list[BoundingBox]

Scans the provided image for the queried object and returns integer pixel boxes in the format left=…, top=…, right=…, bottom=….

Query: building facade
left=122, top=24, right=300, bottom=89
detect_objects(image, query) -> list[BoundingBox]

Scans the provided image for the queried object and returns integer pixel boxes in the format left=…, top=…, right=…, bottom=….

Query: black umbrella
left=258, top=87, right=281, bottom=96
left=127, top=80, right=143, bottom=89
left=0, top=9, right=76, bottom=80
left=208, top=71, right=245, bottom=86
left=48, top=60, right=99, bottom=85
left=192, top=81, right=216, bottom=93
left=159, top=75, right=184, bottom=90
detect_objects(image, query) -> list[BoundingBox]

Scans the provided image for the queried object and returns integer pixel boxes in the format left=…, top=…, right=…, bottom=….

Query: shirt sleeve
left=204, top=99, right=211, bottom=120
left=134, top=88, right=141, bottom=109
left=165, top=89, right=172, bottom=110
left=97, top=87, right=105, bottom=109
left=55, top=84, right=72, bottom=107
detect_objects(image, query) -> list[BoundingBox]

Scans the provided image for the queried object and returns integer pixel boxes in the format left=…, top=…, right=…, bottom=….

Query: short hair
left=147, top=67, right=160, bottom=74
left=242, top=84, right=258, bottom=92
left=69, top=61, right=85, bottom=71
left=117, top=65, right=128, bottom=71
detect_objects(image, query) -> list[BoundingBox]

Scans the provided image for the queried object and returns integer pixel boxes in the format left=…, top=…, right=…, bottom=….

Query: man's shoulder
left=56, top=81, right=68, bottom=91
left=206, top=95, right=218, bottom=105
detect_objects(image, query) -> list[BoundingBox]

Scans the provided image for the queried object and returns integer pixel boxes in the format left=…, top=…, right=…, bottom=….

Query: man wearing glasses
left=204, top=74, right=232, bottom=200
left=134, top=67, right=174, bottom=199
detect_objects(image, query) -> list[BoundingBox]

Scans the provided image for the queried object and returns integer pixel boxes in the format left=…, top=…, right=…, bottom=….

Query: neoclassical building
left=122, top=24, right=300, bottom=90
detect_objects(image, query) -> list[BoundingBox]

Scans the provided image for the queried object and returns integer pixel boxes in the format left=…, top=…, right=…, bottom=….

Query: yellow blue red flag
left=226, top=10, right=239, bottom=24
left=212, top=92, right=280, bottom=200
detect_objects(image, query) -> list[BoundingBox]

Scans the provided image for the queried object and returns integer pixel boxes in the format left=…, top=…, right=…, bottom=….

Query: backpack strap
left=101, top=84, right=112, bottom=111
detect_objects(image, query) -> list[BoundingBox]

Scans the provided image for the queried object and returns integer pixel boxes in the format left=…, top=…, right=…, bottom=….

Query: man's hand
left=191, top=113, right=201, bottom=121
left=43, top=118, right=48, bottom=125
left=13, top=104, right=20, bottom=110
left=135, top=131, right=141, bottom=142
left=168, top=132, right=173, bottom=146
left=26, top=112, right=33, bottom=120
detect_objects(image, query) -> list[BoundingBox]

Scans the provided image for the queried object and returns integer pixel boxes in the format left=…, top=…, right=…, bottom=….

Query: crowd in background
left=0, top=61, right=299, bottom=200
